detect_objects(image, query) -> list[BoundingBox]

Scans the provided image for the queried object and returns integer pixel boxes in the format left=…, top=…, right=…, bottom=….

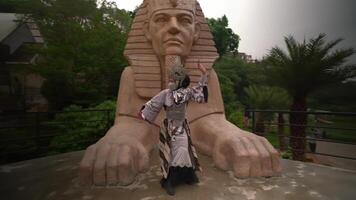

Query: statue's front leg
left=79, top=116, right=158, bottom=186
left=190, top=114, right=281, bottom=178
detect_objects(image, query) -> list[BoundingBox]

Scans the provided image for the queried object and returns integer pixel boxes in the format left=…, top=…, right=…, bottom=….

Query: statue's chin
left=159, top=48, right=190, bottom=58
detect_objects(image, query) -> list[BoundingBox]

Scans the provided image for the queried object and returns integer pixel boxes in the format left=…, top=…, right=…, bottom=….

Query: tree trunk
left=255, top=113, right=265, bottom=136
left=289, top=97, right=307, bottom=161
left=278, top=112, right=287, bottom=151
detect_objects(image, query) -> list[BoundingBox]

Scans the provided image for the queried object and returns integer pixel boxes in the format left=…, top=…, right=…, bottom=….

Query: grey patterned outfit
left=140, top=74, right=208, bottom=178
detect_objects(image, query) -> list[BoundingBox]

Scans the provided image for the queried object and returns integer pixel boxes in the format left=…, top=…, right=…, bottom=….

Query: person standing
left=139, top=62, right=207, bottom=195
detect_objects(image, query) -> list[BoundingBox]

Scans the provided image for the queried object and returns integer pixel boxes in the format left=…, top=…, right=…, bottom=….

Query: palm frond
left=321, top=48, right=355, bottom=70
left=317, top=38, right=344, bottom=60
left=327, top=64, right=356, bottom=80
left=307, top=33, right=325, bottom=58
left=284, top=35, right=299, bottom=62
left=244, top=85, right=290, bottom=109
left=264, top=34, right=355, bottom=99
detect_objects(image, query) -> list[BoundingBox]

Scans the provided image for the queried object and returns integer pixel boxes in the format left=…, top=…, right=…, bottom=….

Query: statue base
left=1, top=149, right=355, bottom=200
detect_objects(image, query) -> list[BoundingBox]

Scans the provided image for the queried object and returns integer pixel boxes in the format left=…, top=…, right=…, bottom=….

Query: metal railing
left=2, top=109, right=355, bottom=164
left=0, top=109, right=114, bottom=164
left=247, top=109, right=356, bottom=161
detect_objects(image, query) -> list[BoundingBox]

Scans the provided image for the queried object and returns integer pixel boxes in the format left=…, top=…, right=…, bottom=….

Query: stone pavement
left=309, top=140, right=356, bottom=171
left=1, top=149, right=356, bottom=200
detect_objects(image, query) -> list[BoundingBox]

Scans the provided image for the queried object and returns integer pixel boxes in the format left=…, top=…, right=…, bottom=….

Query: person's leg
left=185, top=167, right=199, bottom=185
left=161, top=167, right=176, bottom=195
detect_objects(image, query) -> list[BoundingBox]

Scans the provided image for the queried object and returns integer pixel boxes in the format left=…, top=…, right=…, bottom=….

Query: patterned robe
left=140, top=74, right=208, bottom=178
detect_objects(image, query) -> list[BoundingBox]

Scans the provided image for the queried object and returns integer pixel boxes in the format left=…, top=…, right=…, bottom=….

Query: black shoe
left=186, top=174, right=199, bottom=185
left=185, top=168, right=199, bottom=185
left=163, top=180, right=175, bottom=196
left=160, top=178, right=165, bottom=188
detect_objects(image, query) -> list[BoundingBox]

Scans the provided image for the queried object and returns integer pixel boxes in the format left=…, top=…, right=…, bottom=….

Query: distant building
left=237, top=52, right=256, bottom=63
left=0, top=13, right=47, bottom=112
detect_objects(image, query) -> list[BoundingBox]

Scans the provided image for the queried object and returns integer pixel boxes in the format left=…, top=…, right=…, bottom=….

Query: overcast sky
left=111, top=0, right=356, bottom=62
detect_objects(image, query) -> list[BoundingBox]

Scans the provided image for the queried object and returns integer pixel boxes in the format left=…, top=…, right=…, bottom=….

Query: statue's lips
left=164, top=38, right=183, bottom=45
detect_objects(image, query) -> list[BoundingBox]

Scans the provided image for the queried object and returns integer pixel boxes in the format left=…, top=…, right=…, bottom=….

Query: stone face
left=125, top=0, right=218, bottom=98
left=1, top=151, right=356, bottom=200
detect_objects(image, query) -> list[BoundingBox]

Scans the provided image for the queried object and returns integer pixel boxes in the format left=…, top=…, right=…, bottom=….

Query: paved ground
left=1, top=149, right=356, bottom=200
left=307, top=141, right=356, bottom=171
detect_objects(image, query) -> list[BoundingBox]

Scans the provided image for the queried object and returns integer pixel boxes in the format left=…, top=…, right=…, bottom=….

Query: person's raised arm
left=189, top=62, right=208, bottom=103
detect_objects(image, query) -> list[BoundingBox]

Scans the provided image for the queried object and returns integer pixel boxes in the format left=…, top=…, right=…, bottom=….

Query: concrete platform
left=1, top=150, right=356, bottom=200
left=310, top=141, right=356, bottom=171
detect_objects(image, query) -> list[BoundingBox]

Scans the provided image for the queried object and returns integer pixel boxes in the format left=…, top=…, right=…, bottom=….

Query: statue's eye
left=155, top=16, right=167, bottom=23
left=180, top=16, right=192, bottom=25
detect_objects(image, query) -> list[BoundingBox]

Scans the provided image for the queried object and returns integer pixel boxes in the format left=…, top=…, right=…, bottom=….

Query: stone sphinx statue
left=79, top=0, right=281, bottom=186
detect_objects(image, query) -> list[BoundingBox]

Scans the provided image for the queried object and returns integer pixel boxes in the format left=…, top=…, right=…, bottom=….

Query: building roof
left=0, top=13, right=43, bottom=55
left=0, top=13, right=19, bottom=42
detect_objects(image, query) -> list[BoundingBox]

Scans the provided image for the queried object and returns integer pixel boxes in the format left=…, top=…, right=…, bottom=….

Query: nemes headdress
left=147, top=0, right=197, bottom=17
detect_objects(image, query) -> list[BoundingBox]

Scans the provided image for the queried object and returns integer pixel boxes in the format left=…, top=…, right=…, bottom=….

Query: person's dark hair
left=179, top=75, right=190, bottom=88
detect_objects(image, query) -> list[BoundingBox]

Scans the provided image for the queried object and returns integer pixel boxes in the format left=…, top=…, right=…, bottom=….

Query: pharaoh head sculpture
left=143, top=0, right=200, bottom=58
left=124, top=0, right=218, bottom=98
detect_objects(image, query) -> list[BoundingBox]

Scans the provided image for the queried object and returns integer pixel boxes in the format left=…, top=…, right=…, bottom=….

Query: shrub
left=47, top=100, right=116, bottom=154
left=227, top=110, right=244, bottom=128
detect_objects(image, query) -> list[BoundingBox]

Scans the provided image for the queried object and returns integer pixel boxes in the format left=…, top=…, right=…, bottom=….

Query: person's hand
left=197, top=60, right=207, bottom=75
left=79, top=118, right=153, bottom=186
left=190, top=114, right=281, bottom=178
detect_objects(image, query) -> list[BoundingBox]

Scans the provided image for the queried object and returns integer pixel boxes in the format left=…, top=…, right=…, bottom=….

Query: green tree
left=310, top=81, right=356, bottom=112
left=213, top=56, right=263, bottom=127
left=48, top=100, right=116, bottom=154
left=0, top=0, right=17, bottom=12
left=244, top=85, right=289, bottom=134
left=207, top=15, right=240, bottom=57
left=264, top=33, right=355, bottom=160
left=214, top=56, right=267, bottom=106
left=244, top=85, right=290, bottom=111
left=16, top=0, right=132, bottom=109
left=213, top=56, right=246, bottom=117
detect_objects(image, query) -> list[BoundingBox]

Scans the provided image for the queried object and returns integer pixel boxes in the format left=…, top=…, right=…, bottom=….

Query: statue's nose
left=167, top=17, right=180, bottom=34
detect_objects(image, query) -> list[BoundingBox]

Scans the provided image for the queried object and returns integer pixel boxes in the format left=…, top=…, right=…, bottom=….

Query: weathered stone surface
left=135, top=80, right=161, bottom=88
left=132, top=66, right=160, bottom=74
left=134, top=74, right=161, bottom=81
left=124, top=0, right=218, bottom=99
left=1, top=151, right=355, bottom=200
left=79, top=0, right=280, bottom=187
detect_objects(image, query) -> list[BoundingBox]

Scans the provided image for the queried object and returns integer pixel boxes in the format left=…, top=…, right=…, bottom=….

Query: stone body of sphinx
left=79, top=0, right=282, bottom=186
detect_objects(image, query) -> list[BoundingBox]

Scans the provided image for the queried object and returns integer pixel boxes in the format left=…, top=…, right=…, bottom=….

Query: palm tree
left=265, top=33, right=355, bottom=160
left=244, top=85, right=289, bottom=135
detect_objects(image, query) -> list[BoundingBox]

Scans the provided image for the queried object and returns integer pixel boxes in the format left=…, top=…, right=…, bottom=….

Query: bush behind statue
left=47, top=100, right=116, bottom=155
left=227, top=111, right=244, bottom=128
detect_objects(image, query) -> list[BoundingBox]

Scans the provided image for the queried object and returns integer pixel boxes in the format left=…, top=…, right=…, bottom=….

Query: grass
left=321, top=116, right=356, bottom=143
left=265, top=133, right=280, bottom=149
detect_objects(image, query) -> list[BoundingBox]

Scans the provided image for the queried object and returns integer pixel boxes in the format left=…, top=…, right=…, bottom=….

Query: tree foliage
left=214, top=56, right=266, bottom=106
left=213, top=56, right=243, bottom=116
left=207, top=15, right=240, bottom=57
left=48, top=100, right=116, bottom=154
left=213, top=56, right=265, bottom=127
left=310, top=81, right=356, bottom=111
left=15, top=0, right=132, bottom=110
left=244, top=85, right=290, bottom=133
left=265, top=34, right=355, bottom=100
left=264, top=33, right=355, bottom=160
left=244, top=85, right=290, bottom=110
left=0, top=0, right=17, bottom=12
